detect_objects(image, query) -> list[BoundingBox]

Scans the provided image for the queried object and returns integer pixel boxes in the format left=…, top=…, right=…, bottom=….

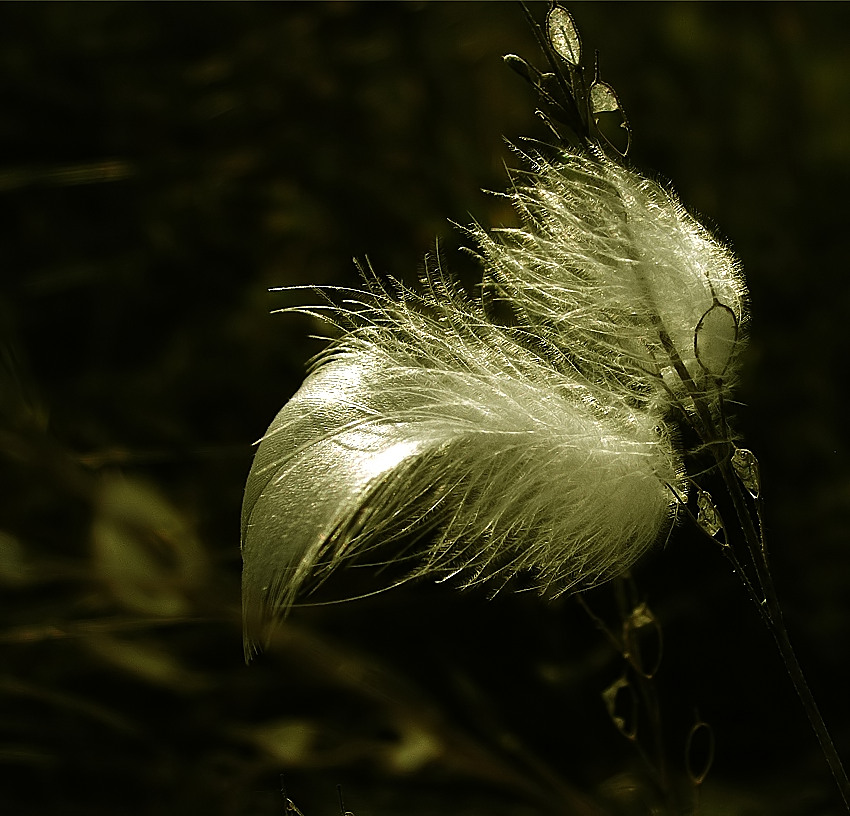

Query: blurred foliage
left=1, top=3, right=849, bottom=815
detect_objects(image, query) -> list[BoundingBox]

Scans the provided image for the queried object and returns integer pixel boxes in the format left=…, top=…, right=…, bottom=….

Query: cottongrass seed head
left=475, top=148, right=748, bottom=417
left=242, top=256, right=691, bottom=652
left=241, top=9, right=748, bottom=654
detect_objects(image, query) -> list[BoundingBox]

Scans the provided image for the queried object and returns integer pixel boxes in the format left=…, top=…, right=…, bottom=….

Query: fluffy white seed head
left=241, top=275, right=685, bottom=653
left=475, top=149, right=748, bottom=415
left=241, top=146, right=751, bottom=653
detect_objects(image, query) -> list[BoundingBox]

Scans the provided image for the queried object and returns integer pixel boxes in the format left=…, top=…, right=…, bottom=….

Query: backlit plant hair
left=241, top=4, right=849, bottom=807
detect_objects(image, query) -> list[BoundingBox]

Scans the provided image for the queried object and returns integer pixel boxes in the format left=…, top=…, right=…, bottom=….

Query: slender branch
left=719, top=459, right=850, bottom=809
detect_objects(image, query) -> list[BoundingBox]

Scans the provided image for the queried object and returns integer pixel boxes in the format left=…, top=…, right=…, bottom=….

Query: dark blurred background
left=1, top=3, right=849, bottom=815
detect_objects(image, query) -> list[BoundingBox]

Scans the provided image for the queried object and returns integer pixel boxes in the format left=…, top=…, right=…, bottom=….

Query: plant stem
left=768, top=603, right=850, bottom=810
left=651, top=291, right=849, bottom=807
left=720, top=460, right=850, bottom=810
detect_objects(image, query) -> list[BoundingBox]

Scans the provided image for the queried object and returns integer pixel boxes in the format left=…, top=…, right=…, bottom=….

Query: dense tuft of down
left=242, top=148, right=748, bottom=654
left=475, top=149, right=747, bottom=411
left=241, top=267, right=685, bottom=654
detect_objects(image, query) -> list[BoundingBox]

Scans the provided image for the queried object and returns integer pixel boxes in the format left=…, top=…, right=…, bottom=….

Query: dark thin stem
left=636, top=224, right=849, bottom=807
left=769, top=607, right=850, bottom=809
left=674, top=353, right=850, bottom=807
left=719, top=460, right=850, bottom=810
left=714, top=536, right=772, bottom=630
